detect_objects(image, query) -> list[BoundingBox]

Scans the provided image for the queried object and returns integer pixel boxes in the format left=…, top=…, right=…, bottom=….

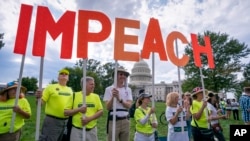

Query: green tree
left=100, top=62, right=122, bottom=90
left=21, top=77, right=38, bottom=93
left=182, top=31, right=250, bottom=93
left=0, top=33, right=4, bottom=50
left=76, top=59, right=103, bottom=76
left=242, top=62, right=250, bottom=86
left=54, top=60, right=125, bottom=95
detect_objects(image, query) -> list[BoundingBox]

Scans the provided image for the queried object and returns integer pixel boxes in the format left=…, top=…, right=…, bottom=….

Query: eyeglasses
left=119, top=73, right=127, bottom=76
left=60, top=73, right=68, bottom=75
left=7, top=81, right=18, bottom=87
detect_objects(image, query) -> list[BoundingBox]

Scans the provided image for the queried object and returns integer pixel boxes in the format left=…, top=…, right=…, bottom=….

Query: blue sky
left=0, top=0, right=249, bottom=88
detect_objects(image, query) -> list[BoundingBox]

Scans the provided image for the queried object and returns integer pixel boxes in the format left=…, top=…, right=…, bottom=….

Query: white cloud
left=0, top=0, right=249, bottom=86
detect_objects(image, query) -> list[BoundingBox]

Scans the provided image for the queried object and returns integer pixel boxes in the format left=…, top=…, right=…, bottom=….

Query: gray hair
left=80, top=76, right=94, bottom=88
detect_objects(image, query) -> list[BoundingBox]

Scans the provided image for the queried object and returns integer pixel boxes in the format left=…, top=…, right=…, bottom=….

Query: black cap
left=139, top=93, right=152, bottom=99
left=139, top=89, right=145, bottom=94
left=208, top=92, right=214, bottom=97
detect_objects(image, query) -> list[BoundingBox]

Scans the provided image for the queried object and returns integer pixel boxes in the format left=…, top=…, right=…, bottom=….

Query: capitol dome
left=129, top=59, right=152, bottom=85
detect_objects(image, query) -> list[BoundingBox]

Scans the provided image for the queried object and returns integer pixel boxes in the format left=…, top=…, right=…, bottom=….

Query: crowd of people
left=0, top=67, right=249, bottom=141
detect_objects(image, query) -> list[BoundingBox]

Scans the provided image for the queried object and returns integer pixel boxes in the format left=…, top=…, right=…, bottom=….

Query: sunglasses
left=60, top=73, right=68, bottom=75
left=119, top=73, right=127, bottom=76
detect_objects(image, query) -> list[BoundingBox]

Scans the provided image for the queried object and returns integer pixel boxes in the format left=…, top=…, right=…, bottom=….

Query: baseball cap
left=59, top=69, right=69, bottom=75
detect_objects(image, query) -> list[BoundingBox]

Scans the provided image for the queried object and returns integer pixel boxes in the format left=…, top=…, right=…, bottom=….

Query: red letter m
left=32, top=6, right=75, bottom=59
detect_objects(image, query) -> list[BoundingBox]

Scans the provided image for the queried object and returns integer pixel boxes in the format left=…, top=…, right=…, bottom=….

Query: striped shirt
left=239, top=95, right=250, bottom=122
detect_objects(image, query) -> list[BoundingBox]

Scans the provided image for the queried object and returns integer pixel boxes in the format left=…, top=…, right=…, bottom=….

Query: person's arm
left=64, top=106, right=86, bottom=116
left=139, top=107, right=155, bottom=124
left=119, top=99, right=132, bottom=109
left=82, top=110, right=103, bottom=126
left=139, top=114, right=150, bottom=124
left=13, top=106, right=31, bottom=119
left=209, top=115, right=226, bottom=121
left=169, top=107, right=182, bottom=125
left=193, top=101, right=207, bottom=120
left=105, top=97, right=114, bottom=111
left=35, top=89, right=45, bottom=105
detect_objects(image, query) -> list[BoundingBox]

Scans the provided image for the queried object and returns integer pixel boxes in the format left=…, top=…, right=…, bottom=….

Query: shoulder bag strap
left=72, top=92, right=75, bottom=109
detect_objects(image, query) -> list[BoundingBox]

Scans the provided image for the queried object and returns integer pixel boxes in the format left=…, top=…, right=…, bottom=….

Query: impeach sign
left=13, top=4, right=214, bottom=68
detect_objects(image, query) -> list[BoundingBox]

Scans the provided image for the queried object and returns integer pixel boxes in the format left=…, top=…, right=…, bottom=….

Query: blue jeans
left=186, top=119, right=192, bottom=139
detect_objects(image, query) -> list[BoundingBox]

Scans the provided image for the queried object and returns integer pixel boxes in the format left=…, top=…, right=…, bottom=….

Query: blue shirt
left=239, top=95, right=250, bottom=122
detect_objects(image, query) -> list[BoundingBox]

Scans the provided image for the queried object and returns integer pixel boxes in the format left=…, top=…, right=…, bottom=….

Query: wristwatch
left=119, top=99, right=123, bottom=103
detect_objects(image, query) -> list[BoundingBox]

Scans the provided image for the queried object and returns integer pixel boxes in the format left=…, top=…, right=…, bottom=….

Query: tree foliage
left=21, top=77, right=38, bottom=93
left=242, top=62, right=250, bottom=86
left=182, top=31, right=250, bottom=94
left=63, top=59, right=123, bottom=95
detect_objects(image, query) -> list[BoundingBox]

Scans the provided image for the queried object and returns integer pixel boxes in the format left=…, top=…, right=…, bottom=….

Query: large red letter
left=141, top=18, right=167, bottom=60
left=77, top=10, right=111, bottom=58
left=13, top=4, right=33, bottom=55
left=114, top=18, right=140, bottom=61
left=32, top=6, right=75, bottom=58
left=166, top=31, right=189, bottom=67
left=191, top=33, right=214, bottom=68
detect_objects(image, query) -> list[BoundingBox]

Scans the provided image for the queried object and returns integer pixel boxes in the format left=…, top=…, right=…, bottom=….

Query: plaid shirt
left=239, top=94, right=250, bottom=122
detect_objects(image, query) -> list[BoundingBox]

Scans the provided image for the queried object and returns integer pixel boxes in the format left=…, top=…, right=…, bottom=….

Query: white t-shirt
left=103, top=85, right=133, bottom=117
left=231, top=101, right=239, bottom=110
left=207, top=103, right=219, bottom=125
left=166, top=106, right=189, bottom=141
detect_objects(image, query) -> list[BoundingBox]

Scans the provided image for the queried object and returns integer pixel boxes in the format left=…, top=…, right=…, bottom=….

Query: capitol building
left=128, top=59, right=182, bottom=102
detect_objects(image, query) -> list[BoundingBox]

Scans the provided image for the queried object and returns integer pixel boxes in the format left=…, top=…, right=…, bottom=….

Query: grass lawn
left=20, top=95, right=243, bottom=141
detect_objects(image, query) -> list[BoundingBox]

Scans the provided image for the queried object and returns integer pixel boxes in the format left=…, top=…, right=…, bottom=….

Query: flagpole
left=82, top=58, right=87, bottom=141
left=112, top=60, right=118, bottom=141
left=152, top=53, right=155, bottom=108
left=151, top=52, right=158, bottom=133
left=199, top=67, right=210, bottom=128
left=35, top=57, right=44, bottom=140
left=10, top=55, right=25, bottom=133
left=174, top=39, right=184, bottom=132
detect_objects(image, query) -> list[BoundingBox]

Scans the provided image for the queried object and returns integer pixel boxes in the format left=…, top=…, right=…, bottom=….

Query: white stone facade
left=129, top=59, right=182, bottom=102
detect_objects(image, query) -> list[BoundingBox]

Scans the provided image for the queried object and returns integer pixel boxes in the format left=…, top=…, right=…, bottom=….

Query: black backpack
left=129, top=100, right=137, bottom=118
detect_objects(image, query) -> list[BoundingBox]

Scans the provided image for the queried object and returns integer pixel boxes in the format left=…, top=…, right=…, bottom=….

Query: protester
left=225, top=99, right=232, bottom=119
left=206, top=92, right=226, bottom=141
left=239, top=87, right=250, bottom=125
left=36, top=69, right=73, bottom=141
left=190, top=87, right=214, bottom=141
left=213, top=94, right=220, bottom=110
left=103, top=67, right=133, bottom=141
left=64, top=76, right=103, bottom=141
left=134, top=93, right=157, bottom=141
left=183, top=92, right=192, bottom=141
left=231, top=98, right=239, bottom=120
left=0, top=81, right=31, bottom=141
left=219, top=98, right=226, bottom=115
left=166, top=92, right=189, bottom=141
left=129, top=89, right=145, bottom=118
